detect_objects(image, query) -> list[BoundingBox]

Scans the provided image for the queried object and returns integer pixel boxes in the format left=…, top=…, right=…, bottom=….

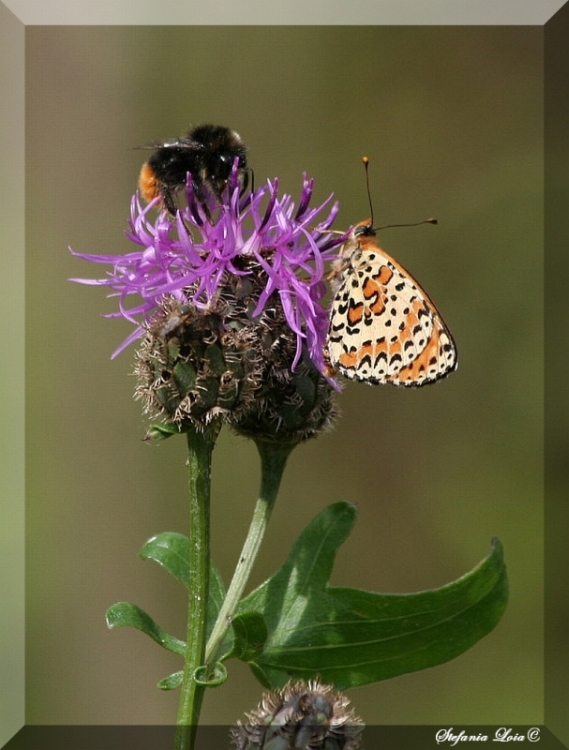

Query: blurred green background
left=25, top=26, right=542, bottom=726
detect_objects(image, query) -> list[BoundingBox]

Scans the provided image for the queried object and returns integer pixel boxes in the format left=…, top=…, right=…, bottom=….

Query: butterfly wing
left=327, top=236, right=457, bottom=387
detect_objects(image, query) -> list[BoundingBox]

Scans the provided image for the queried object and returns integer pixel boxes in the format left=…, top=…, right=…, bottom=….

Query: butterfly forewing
left=326, top=224, right=457, bottom=387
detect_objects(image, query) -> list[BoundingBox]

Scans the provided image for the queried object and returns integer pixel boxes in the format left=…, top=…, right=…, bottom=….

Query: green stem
left=205, top=439, right=294, bottom=669
left=174, top=425, right=217, bottom=750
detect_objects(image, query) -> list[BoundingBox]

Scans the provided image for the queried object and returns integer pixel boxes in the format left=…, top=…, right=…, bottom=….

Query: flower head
left=71, top=167, right=343, bottom=375
left=72, top=167, right=345, bottom=434
left=230, top=679, right=364, bottom=750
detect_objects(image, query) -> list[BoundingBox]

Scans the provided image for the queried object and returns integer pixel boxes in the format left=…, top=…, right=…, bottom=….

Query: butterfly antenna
left=375, top=217, right=438, bottom=230
left=362, top=156, right=374, bottom=227
left=362, top=156, right=437, bottom=230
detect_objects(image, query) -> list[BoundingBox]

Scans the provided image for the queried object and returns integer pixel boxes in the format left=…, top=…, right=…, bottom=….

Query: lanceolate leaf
left=139, top=531, right=194, bottom=587
left=106, top=601, right=186, bottom=656
left=106, top=532, right=228, bottom=684
left=139, top=531, right=226, bottom=639
left=236, top=502, right=508, bottom=689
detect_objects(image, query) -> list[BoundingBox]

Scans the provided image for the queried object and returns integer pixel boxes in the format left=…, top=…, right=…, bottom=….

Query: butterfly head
left=353, top=219, right=375, bottom=237
left=346, top=219, right=380, bottom=257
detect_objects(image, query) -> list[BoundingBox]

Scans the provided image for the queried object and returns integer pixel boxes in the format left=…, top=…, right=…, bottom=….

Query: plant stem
left=174, top=425, right=217, bottom=750
left=205, top=439, right=294, bottom=669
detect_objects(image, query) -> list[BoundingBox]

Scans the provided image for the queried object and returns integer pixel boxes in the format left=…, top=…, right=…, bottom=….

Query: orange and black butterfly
left=325, top=160, right=457, bottom=386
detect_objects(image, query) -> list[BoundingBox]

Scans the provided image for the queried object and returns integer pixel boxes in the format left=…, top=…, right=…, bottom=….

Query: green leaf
left=139, top=531, right=226, bottom=640
left=206, top=565, right=227, bottom=639
left=194, top=661, right=228, bottom=687
left=139, top=531, right=194, bottom=587
left=237, top=502, right=508, bottom=689
left=106, top=602, right=186, bottom=656
left=222, top=611, right=268, bottom=662
left=108, top=534, right=230, bottom=691
left=157, top=671, right=184, bottom=690
left=145, top=423, right=182, bottom=441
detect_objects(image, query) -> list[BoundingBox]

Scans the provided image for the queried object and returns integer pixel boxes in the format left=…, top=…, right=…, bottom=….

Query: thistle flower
left=71, top=166, right=344, bottom=435
left=230, top=679, right=364, bottom=750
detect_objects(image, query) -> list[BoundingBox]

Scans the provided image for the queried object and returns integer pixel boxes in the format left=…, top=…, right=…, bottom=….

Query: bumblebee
left=138, top=124, right=248, bottom=214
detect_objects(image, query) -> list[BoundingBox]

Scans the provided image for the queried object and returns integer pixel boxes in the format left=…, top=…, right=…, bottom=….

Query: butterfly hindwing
left=326, top=223, right=457, bottom=387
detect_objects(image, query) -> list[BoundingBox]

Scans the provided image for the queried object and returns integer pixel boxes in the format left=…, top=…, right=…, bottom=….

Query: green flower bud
left=231, top=680, right=364, bottom=750
left=134, top=262, right=337, bottom=442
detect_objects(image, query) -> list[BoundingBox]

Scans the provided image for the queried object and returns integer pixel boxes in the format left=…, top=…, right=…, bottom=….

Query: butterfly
left=325, top=219, right=457, bottom=387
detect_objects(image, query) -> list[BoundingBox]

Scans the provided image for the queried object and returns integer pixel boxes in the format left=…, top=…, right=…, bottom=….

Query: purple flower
left=70, top=168, right=345, bottom=377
